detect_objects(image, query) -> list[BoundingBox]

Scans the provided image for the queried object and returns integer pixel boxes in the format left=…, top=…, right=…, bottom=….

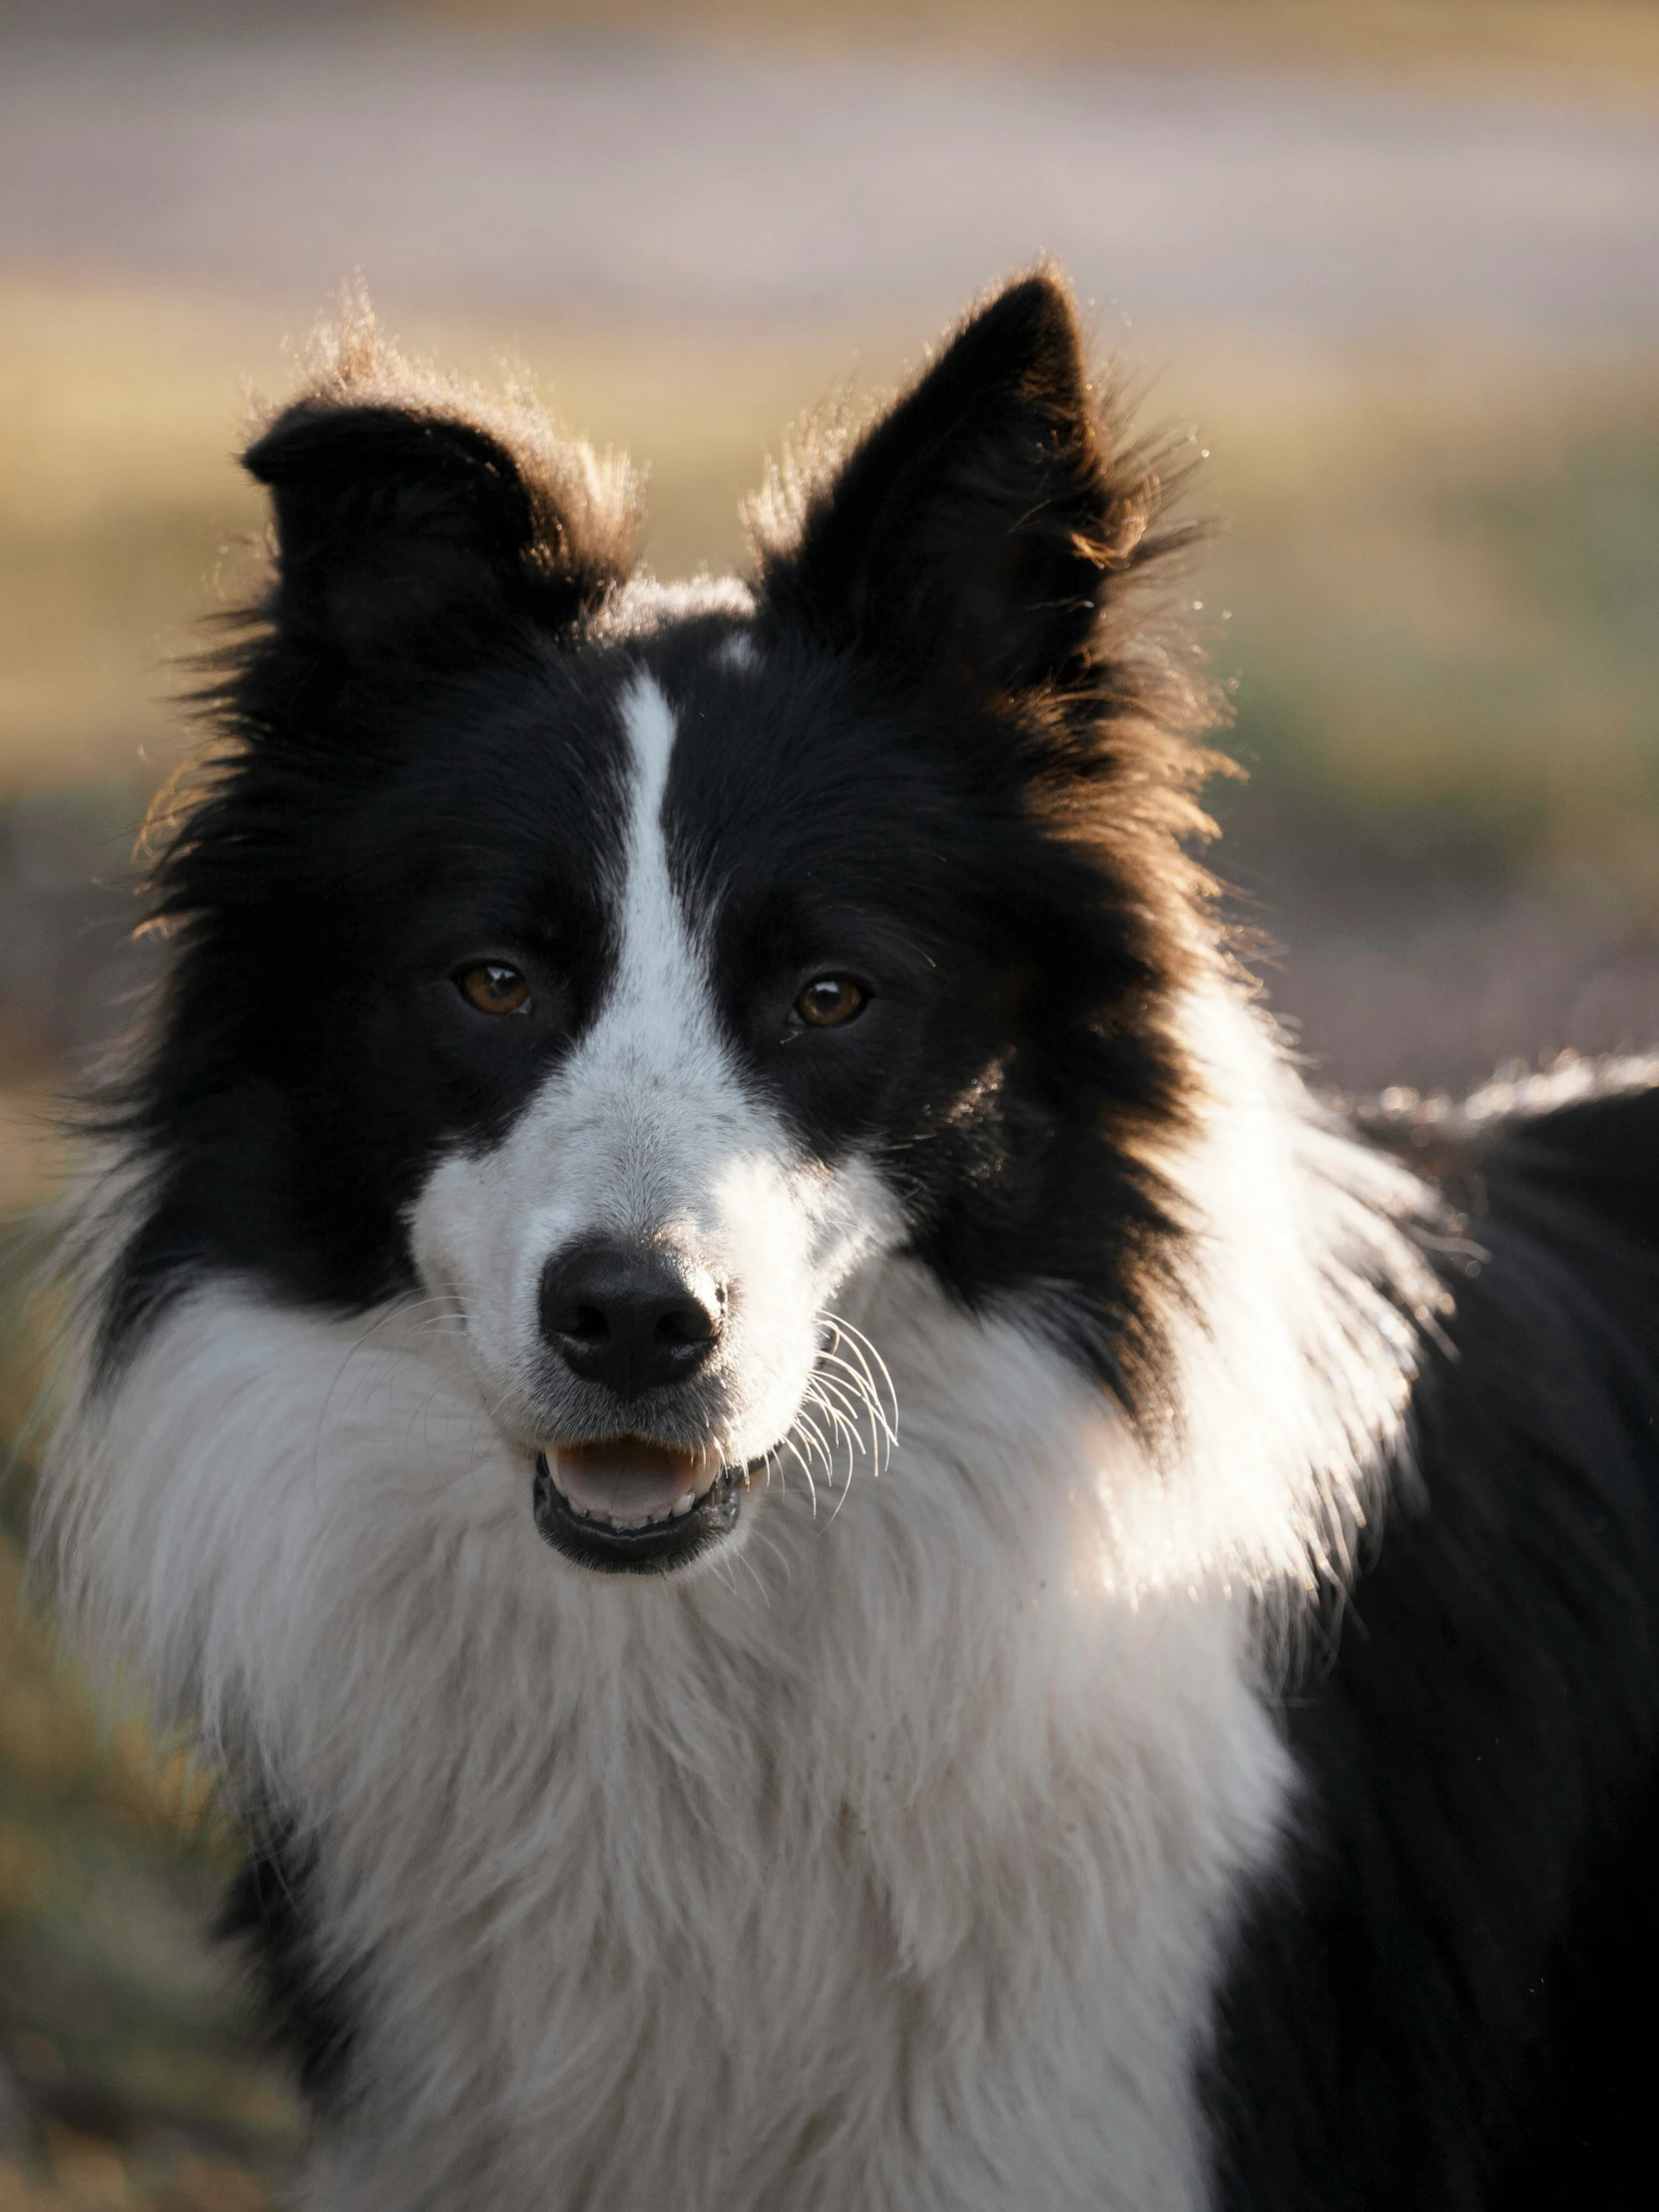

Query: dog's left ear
left=759, top=272, right=1130, bottom=693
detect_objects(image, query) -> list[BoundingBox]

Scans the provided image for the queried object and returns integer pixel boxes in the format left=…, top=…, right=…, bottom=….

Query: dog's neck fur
left=44, top=976, right=1432, bottom=2212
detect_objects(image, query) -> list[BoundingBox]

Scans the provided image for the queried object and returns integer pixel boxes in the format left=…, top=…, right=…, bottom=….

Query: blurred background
left=0, top=0, right=1654, bottom=2201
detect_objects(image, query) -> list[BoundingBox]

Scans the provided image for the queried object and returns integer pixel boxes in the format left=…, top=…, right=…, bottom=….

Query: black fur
left=1210, top=1078, right=1659, bottom=2209
left=220, top=1819, right=360, bottom=2112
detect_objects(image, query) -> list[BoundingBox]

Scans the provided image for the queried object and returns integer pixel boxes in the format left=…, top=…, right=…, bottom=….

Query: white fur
left=1111, top=982, right=1440, bottom=1603
left=40, top=678, right=1440, bottom=2209
left=715, top=628, right=760, bottom=673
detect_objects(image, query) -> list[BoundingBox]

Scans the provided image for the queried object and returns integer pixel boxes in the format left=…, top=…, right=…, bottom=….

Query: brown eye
left=795, top=975, right=867, bottom=1029
left=457, top=961, right=530, bottom=1016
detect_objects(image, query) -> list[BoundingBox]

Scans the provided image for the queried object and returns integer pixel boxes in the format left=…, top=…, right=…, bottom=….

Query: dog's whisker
left=801, top=1387, right=857, bottom=1492
left=813, top=1352, right=884, bottom=1423
left=810, top=1372, right=869, bottom=1441
left=807, top=1384, right=865, bottom=1477
left=812, top=1404, right=859, bottom=1467
left=819, top=1317, right=899, bottom=1449
left=810, top=1347, right=894, bottom=1478
left=789, top=1419, right=831, bottom=1516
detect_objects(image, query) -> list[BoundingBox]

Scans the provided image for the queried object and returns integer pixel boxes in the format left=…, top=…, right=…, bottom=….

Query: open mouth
left=531, top=1437, right=748, bottom=1573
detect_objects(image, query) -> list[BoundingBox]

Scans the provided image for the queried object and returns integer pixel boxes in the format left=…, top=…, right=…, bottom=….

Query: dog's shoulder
left=1209, top=1058, right=1659, bottom=2211
left=1358, top=1053, right=1659, bottom=1243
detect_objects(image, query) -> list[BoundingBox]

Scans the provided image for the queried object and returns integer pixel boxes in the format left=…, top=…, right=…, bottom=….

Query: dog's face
left=111, top=276, right=1204, bottom=1575
left=394, top=641, right=993, bottom=1572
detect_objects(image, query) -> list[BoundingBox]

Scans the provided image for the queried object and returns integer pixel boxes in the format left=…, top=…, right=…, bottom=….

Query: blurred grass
left=411, top=0, right=1659, bottom=93
left=0, top=1192, right=302, bottom=2203
left=1183, top=343, right=1659, bottom=903
left=0, top=762, right=293, bottom=2188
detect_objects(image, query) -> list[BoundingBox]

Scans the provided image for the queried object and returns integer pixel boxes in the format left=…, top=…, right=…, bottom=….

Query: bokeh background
left=0, top=1, right=1654, bottom=2202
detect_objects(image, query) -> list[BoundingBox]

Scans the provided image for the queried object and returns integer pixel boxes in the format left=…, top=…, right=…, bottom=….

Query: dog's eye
left=456, top=961, right=531, bottom=1016
left=795, top=976, right=867, bottom=1029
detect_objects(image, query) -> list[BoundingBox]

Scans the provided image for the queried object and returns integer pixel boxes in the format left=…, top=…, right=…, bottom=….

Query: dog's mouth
left=531, top=1437, right=749, bottom=1574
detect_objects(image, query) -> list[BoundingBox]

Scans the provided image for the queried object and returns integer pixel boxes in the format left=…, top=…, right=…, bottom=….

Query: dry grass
left=0, top=1107, right=295, bottom=2204
left=1171, top=337, right=1659, bottom=903
left=0, top=1199, right=300, bottom=2205
left=410, top=0, right=1659, bottom=95
left=0, top=286, right=271, bottom=790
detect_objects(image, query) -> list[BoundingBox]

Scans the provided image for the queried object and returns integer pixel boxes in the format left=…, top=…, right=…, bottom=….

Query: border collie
left=39, top=272, right=1659, bottom=2210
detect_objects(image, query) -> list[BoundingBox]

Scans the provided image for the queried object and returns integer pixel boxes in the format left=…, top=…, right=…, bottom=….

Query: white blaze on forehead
left=499, top=663, right=746, bottom=1262
left=613, top=667, right=698, bottom=1034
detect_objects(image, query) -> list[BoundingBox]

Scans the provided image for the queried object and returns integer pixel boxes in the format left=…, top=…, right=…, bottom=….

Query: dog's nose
left=539, top=1240, right=724, bottom=1394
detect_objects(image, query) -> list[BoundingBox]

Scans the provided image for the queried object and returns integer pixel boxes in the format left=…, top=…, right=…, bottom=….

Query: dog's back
left=1214, top=1069, right=1659, bottom=2209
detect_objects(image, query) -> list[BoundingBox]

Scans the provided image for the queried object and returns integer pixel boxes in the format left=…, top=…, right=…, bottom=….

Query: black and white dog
left=41, top=273, right=1659, bottom=2209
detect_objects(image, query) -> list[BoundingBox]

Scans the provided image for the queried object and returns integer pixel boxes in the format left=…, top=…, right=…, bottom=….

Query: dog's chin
left=531, top=1437, right=759, bottom=1575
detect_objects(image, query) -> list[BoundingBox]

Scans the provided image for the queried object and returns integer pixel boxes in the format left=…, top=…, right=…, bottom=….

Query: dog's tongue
left=550, top=1438, right=703, bottom=1523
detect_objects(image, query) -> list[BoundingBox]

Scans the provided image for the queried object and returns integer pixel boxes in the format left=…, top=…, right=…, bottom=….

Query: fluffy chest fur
left=52, top=1001, right=1427, bottom=2212
left=66, top=1270, right=1304, bottom=2212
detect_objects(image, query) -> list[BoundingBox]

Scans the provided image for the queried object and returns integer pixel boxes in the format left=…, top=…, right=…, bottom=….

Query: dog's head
left=108, top=273, right=1214, bottom=1576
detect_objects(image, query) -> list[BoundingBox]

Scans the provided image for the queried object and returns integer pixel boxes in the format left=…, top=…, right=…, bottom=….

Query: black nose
left=539, top=1239, right=725, bottom=1395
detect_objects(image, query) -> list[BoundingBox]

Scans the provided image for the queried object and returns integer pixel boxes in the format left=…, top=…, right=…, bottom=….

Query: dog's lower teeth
left=536, top=1449, right=737, bottom=1541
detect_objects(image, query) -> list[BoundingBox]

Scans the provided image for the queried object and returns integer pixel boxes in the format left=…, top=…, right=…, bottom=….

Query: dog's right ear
left=243, top=400, right=629, bottom=674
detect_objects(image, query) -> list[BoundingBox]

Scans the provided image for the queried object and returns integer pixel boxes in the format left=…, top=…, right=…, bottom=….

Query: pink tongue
left=552, top=1438, right=702, bottom=1522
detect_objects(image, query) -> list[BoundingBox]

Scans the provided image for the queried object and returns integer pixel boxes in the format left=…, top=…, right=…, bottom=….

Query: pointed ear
left=758, top=273, right=1141, bottom=694
left=243, top=399, right=633, bottom=672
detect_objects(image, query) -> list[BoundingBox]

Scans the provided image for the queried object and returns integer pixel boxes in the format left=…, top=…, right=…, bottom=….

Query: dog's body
left=40, top=276, right=1659, bottom=2209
